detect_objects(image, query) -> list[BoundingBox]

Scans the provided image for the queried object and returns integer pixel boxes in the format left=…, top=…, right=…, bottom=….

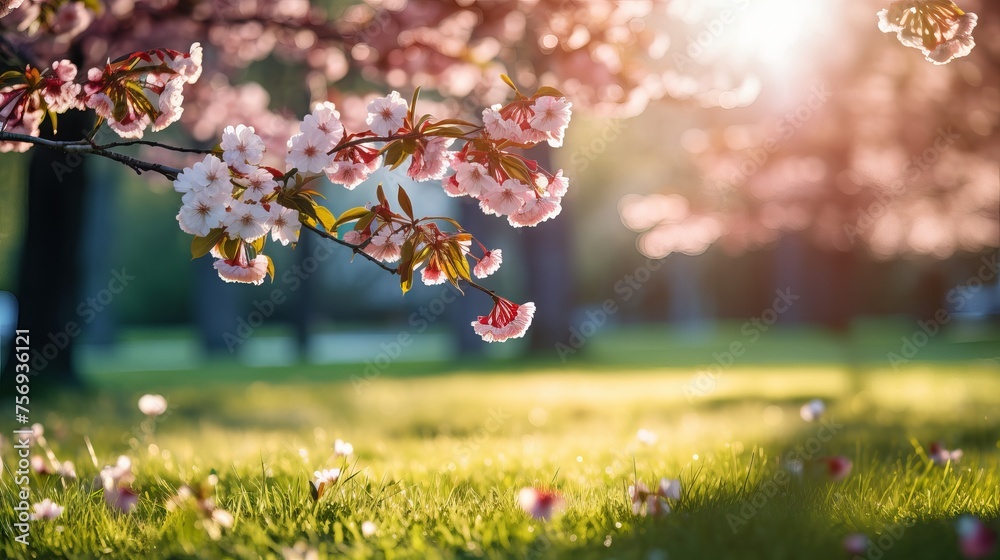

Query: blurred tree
left=619, top=0, right=999, bottom=328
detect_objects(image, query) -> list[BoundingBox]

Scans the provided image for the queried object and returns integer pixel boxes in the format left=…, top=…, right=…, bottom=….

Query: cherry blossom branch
left=0, top=131, right=182, bottom=178
left=300, top=221, right=398, bottom=275
left=300, top=221, right=498, bottom=298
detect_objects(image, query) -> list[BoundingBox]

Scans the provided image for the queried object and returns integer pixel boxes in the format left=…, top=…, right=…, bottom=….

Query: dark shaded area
left=6, top=109, right=93, bottom=390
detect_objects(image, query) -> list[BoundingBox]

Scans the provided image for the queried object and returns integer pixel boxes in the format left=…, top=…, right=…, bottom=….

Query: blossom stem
left=300, top=221, right=498, bottom=298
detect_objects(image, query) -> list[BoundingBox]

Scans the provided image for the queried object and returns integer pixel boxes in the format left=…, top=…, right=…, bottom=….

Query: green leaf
left=426, top=126, right=469, bottom=139
left=397, top=186, right=414, bottom=220
left=532, top=85, right=565, bottom=99
left=412, top=246, right=433, bottom=271
left=250, top=236, right=266, bottom=253
left=312, top=204, right=337, bottom=231
left=220, top=236, right=241, bottom=260
left=426, top=118, right=478, bottom=129
left=376, top=184, right=388, bottom=207
left=354, top=210, right=376, bottom=232
left=335, top=206, right=372, bottom=227
left=500, top=74, right=519, bottom=94
left=191, top=228, right=226, bottom=259
left=0, top=70, right=25, bottom=84
left=264, top=255, right=275, bottom=282
left=500, top=155, right=535, bottom=186
left=399, top=239, right=415, bottom=294
left=408, top=86, right=421, bottom=123
left=380, top=141, right=405, bottom=169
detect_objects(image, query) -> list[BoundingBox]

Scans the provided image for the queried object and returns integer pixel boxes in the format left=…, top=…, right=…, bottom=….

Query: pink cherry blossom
left=326, top=160, right=372, bottom=189
left=152, top=79, right=185, bottom=133
left=236, top=167, right=279, bottom=202
left=221, top=124, right=265, bottom=173
left=421, top=262, right=447, bottom=286
left=479, top=179, right=531, bottom=217
left=407, top=136, right=454, bottom=181
left=366, top=91, right=407, bottom=137
left=40, top=60, right=81, bottom=113
left=508, top=194, right=561, bottom=228
left=223, top=201, right=270, bottom=241
left=287, top=128, right=334, bottom=173
left=303, top=101, right=345, bottom=146
left=821, top=456, right=852, bottom=482
left=30, top=499, right=64, bottom=521
left=166, top=42, right=204, bottom=84
left=367, top=227, right=406, bottom=263
left=473, top=249, right=502, bottom=279
left=213, top=255, right=269, bottom=285
left=517, top=487, right=563, bottom=520
left=177, top=190, right=228, bottom=237
left=528, top=96, right=572, bottom=147
left=190, top=155, right=232, bottom=195
left=268, top=204, right=300, bottom=246
left=482, top=104, right=522, bottom=142
left=929, top=441, right=963, bottom=467
left=452, top=161, right=499, bottom=198
left=472, top=298, right=534, bottom=342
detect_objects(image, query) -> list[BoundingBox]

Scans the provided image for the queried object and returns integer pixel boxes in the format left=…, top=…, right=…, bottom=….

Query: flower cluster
left=0, top=60, right=80, bottom=152
left=444, top=93, right=572, bottom=229
left=173, top=119, right=309, bottom=285
left=877, top=1, right=977, bottom=64
left=0, top=43, right=203, bottom=150
left=170, top=77, right=571, bottom=343
left=629, top=477, right=681, bottom=517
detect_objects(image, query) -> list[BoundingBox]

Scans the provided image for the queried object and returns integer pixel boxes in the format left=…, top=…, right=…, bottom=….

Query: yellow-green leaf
left=313, top=203, right=337, bottom=231
left=397, top=186, right=414, bottom=220
left=191, top=228, right=226, bottom=259
left=532, top=85, right=565, bottom=99
left=335, top=206, right=371, bottom=227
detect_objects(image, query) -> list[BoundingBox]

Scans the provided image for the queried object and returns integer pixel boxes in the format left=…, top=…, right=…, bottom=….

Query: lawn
left=2, top=356, right=1000, bottom=559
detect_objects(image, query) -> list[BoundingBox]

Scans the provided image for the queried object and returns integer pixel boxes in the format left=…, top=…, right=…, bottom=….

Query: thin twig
left=300, top=221, right=398, bottom=275
left=301, top=221, right=498, bottom=299
left=0, top=131, right=182, bottom=179
left=80, top=138, right=216, bottom=155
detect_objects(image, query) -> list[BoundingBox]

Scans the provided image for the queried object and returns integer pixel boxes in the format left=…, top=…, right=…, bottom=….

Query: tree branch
left=84, top=138, right=216, bottom=155
left=0, top=131, right=182, bottom=179
left=300, top=221, right=498, bottom=299
left=300, top=221, right=398, bottom=275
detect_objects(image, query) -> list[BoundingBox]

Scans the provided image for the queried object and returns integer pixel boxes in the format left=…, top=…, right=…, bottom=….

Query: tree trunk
left=15, top=109, right=93, bottom=388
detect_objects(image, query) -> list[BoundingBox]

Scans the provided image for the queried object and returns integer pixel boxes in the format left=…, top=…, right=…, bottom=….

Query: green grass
left=2, top=361, right=1000, bottom=559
